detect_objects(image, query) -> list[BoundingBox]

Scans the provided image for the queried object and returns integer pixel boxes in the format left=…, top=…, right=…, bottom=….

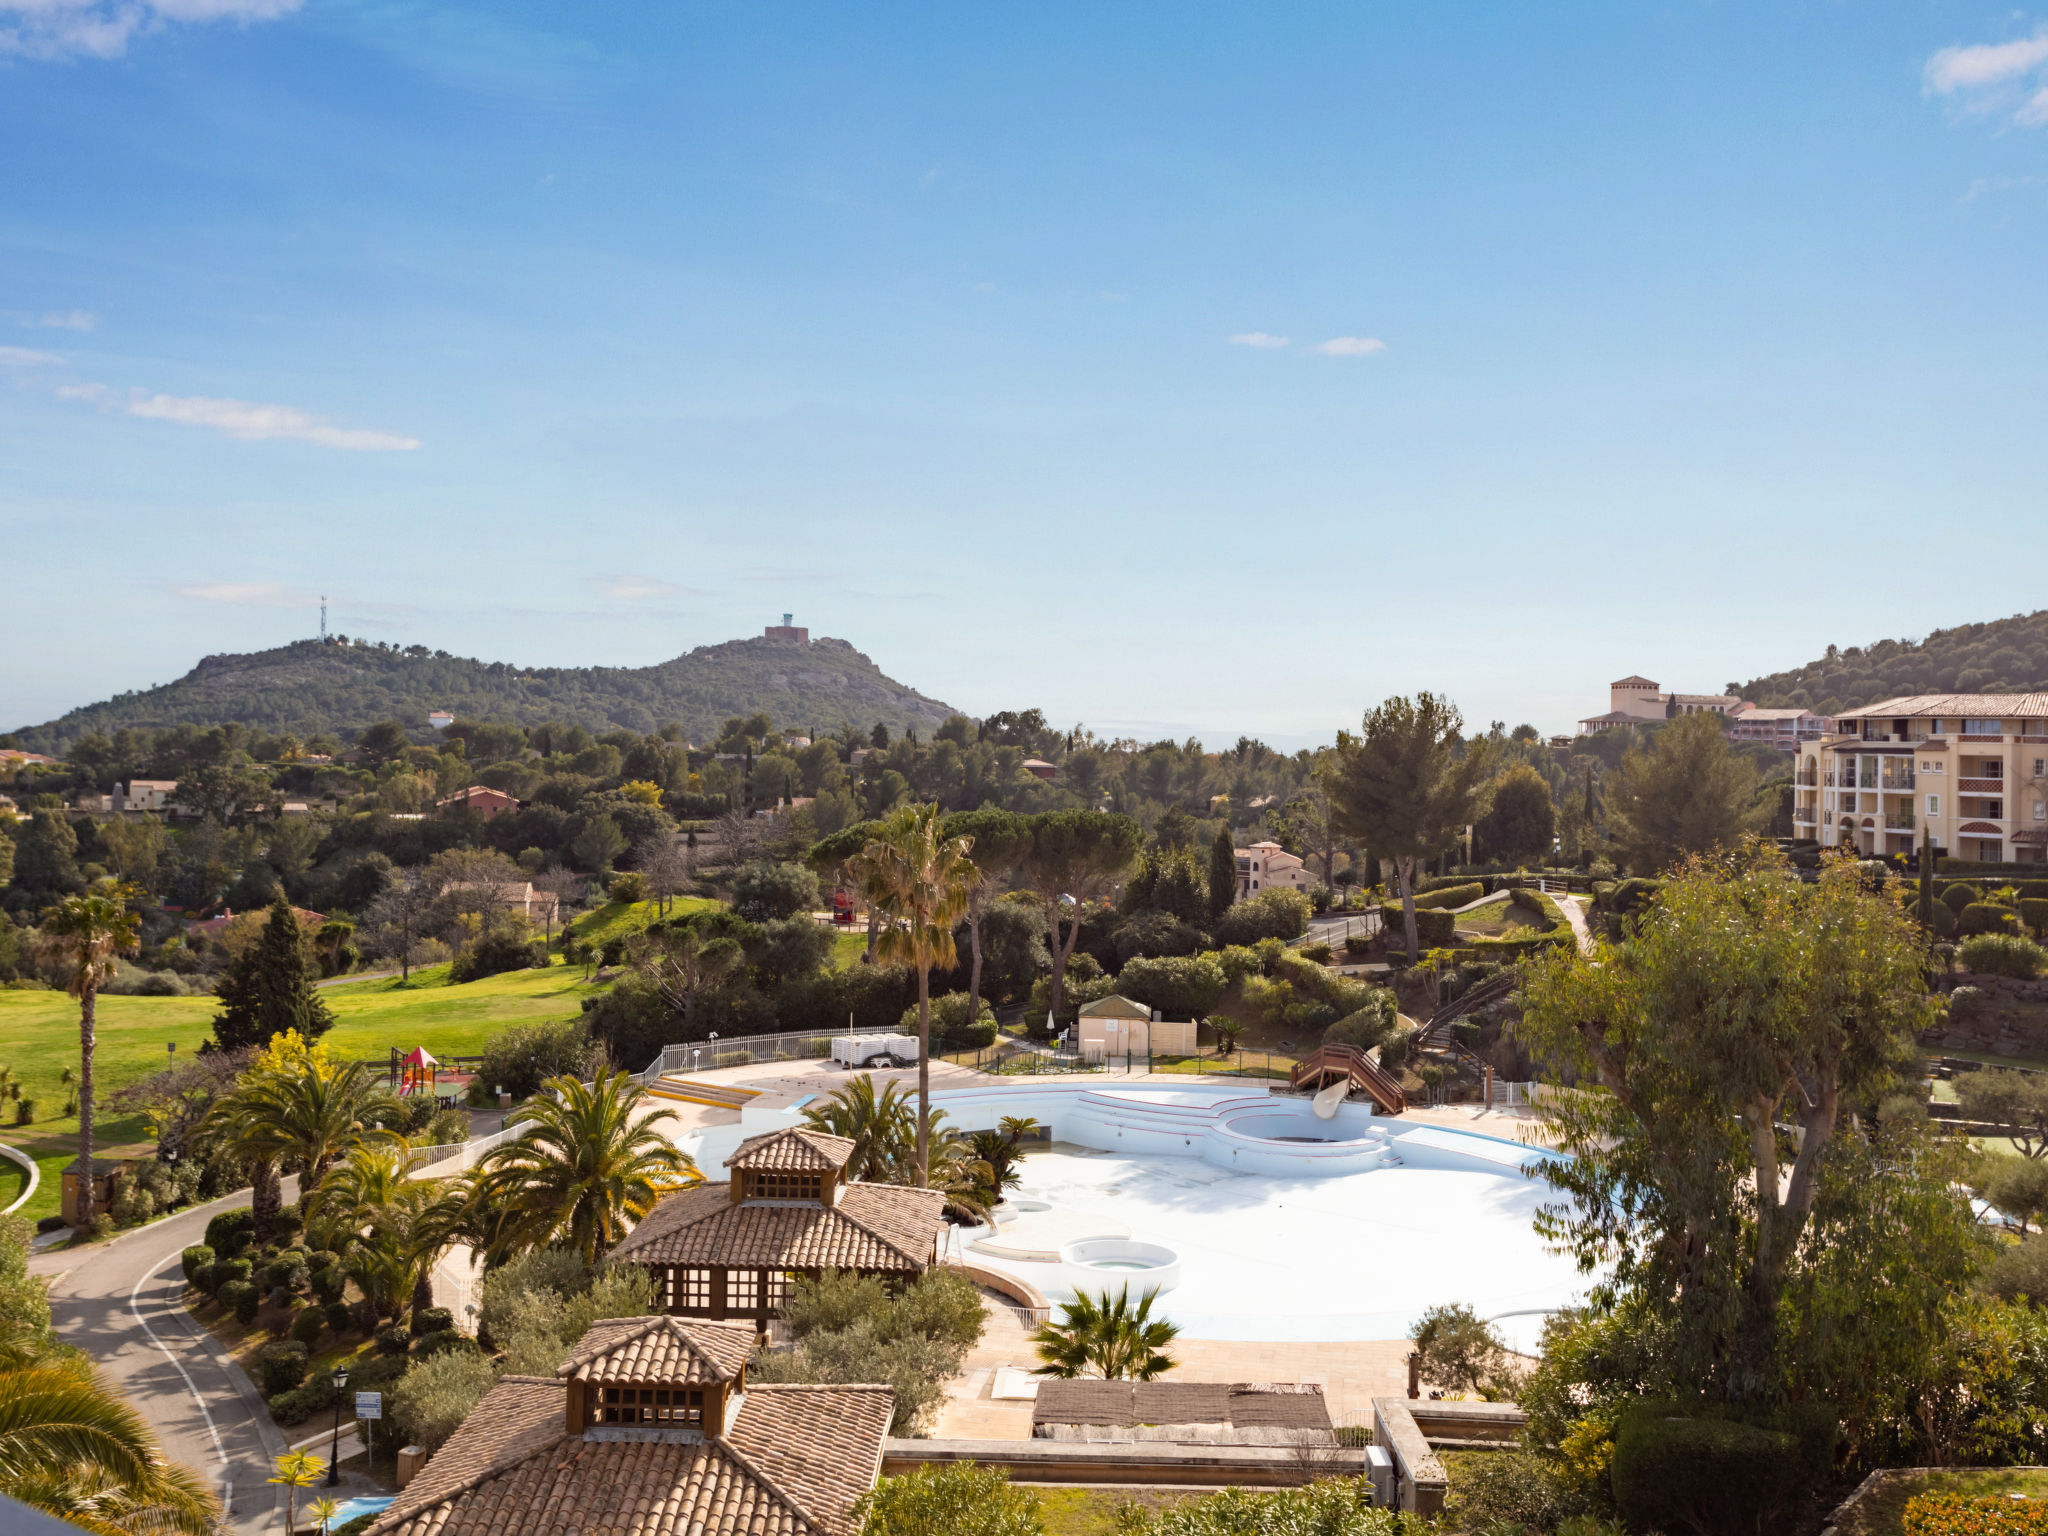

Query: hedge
left=1412, top=882, right=1484, bottom=911
left=204, top=1208, right=254, bottom=1257
left=1959, top=902, right=2021, bottom=938
left=1611, top=1410, right=1803, bottom=1536
left=1378, top=905, right=1457, bottom=947
left=1943, top=883, right=1984, bottom=913
left=180, top=1245, right=214, bottom=1284
left=1904, top=1492, right=2048, bottom=1535
left=2021, top=898, right=2048, bottom=938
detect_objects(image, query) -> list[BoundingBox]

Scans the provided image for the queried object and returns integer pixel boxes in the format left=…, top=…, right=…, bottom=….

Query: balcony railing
left=1960, top=777, right=2004, bottom=793
left=1795, top=772, right=1818, bottom=787
left=1881, top=773, right=1916, bottom=791
left=1884, top=811, right=1915, bottom=831
left=1792, top=807, right=1817, bottom=825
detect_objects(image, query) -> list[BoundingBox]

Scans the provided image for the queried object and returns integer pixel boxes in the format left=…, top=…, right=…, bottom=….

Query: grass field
left=566, top=896, right=714, bottom=953
left=0, top=959, right=609, bottom=1224
left=1034, top=1487, right=1193, bottom=1535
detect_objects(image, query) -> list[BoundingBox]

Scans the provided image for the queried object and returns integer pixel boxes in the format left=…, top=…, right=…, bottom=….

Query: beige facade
left=1075, top=996, right=1198, bottom=1062
left=1236, top=839, right=1312, bottom=897
left=1794, top=694, right=2048, bottom=863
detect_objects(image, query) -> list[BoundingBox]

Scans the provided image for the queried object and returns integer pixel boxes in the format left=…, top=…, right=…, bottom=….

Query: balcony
left=1880, top=772, right=1916, bottom=791
left=1960, top=777, right=2004, bottom=793
left=1795, top=771, right=1818, bottom=788
left=1792, top=806, right=1817, bottom=826
left=1884, top=811, right=1915, bottom=831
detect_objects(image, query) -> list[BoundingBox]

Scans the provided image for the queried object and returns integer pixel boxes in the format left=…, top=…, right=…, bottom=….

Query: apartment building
left=1793, top=695, right=2048, bottom=863
left=1236, top=839, right=1314, bottom=897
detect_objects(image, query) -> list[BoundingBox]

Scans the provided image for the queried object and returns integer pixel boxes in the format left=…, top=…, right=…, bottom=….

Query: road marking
left=130, top=1250, right=229, bottom=1465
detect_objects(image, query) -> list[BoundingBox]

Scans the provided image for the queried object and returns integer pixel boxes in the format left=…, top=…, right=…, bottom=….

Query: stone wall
left=1927, top=971, right=2048, bottom=1053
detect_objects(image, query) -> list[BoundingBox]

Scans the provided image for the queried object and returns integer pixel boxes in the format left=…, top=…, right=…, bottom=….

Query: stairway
left=644, top=1076, right=760, bottom=1110
left=1416, top=971, right=1519, bottom=1050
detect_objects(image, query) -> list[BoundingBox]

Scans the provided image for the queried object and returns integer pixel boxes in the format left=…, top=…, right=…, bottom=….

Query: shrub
left=310, top=1265, right=346, bottom=1306
left=1610, top=1409, right=1802, bottom=1536
left=1343, top=933, right=1373, bottom=958
left=897, top=992, right=995, bottom=1045
left=1378, top=905, right=1457, bottom=948
left=479, top=1017, right=601, bottom=1100
left=731, top=861, right=821, bottom=922
left=324, top=1301, right=354, bottom=1335
left=388, top=1350, right=501, bottom=1454
left=266, top=1372, right=336, bottom=1428
left=1605, top=877, right=1663, bottom=915
left=606, top=871, right=648, bottom=904
left=1918, top=896, right=1960, bottom=937
left=289, top=1307, right=325, bottom=1346
left=1903, top=1492, right=2048, bottom=1535
left=271, top=1204, right=304, bottom=1243
left=413, top=1330, right=483, bottom=1362
left=256, top=1340, right=310, bottom=1395
left=412, top=1305, right=455, bottom=1336
left=2020, top=898, right=2048, bottom=939
left=1379, top=1025, right=1417, bottom=1070
left=1948, top=985, right=1988, bottom=1022
left=1960, top=933, right=2048, bottom=979
left=1412, top=882, right=1484, bottom=911
left=204, top=1207, right=255, bottom=1256
left=1115, top=953, right=1227, bottom=1018
left=263, top=1256, right=310, bottom=1294
left=1442, top=1448, right=1593, bottom=1534
left=1214, top=945, right=1263, bottom=982
left=852, top=1462, right=1044, bottom=1536
left=88, top=1214, right=114, bottom=1241
left=233, top=1286, right=262, bottom=1326
left=1507, top=886, right=1549, bottom=917
left=1211, top=889, right=1312, bottom=945
left=1300, top=940, right=1333, bottom=963
left=1944, top=882, right=1984, bottom=913
left=1324, top=991, right=1399, bottom=1052
left=450, top=929, right=545, bottom=984
left=2019, top=881, right=2048, bottom=901
left=375, top=1322, right=412, bottom=1356
left=1959, top=902, right=2021, bottom=938
left=180, top=1244, right=214, bottom=1284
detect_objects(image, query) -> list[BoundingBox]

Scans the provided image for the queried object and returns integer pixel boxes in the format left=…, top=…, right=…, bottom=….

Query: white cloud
left=1228, top=332, right=1289, bottom=349
left=1924, top=27, right=2048, bottom=125
left=1312, top=336, right=1387, bottom=356
left=173, top=582, right=317, bottom=607
left=0, top=345, right=59, bottom=367
left=591, top=576, right=690, bottom=601
left=124, top=392, right=421, bottom=450
left=23, top=310, right=95, bottom=331
left=55, top=382, right=111, bottom=402
left=0, top=0, right=300, bottom=60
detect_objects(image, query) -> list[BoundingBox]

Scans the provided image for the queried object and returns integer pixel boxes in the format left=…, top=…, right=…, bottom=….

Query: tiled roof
left=726, top=1385, right=895, bottom=1535
left=728, top=1128, right=856, bottom=1173
left=1077, top=995, right=1150, bottom=1019
left=1838, top=694, right=2048, bottom=720
left=610, top=1182, right=944, bottom=1272
left=557, top=1316, right=757, bottom=1385
left=364, top=1374, right=893, bottom=1536
left=1034, top=1380, right=1331, bottom=1431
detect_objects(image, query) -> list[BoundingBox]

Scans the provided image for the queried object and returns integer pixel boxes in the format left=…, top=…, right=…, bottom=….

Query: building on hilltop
left=764, top=612, right=810, bottom=643
left=1726, top=706, right=1829, bottom=750
left=1579, top=676, right=1826, bottom=749
left=608, top=1127, right=947, bottom=1325
left=1795, top=694, right=2048, bottom=862
left=363, top=1313, right=893, bottom=1536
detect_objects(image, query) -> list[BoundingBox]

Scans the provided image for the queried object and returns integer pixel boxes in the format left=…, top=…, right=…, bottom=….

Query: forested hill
left=6, top=634, right=960, bottom=752
left=1739, top=610, right=2048, bottom=718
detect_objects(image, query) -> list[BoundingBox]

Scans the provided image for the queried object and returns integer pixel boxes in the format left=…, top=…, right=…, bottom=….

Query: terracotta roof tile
left=365, top=1372, right=892, bottom=1536
left=558, top=1316, right=758, bottom=1385
left=728, top=1128, right=856, bottom=1172
left=727, top=1385, right=895, bottom=1536
left=610, top=1183, right=944, bottom=1273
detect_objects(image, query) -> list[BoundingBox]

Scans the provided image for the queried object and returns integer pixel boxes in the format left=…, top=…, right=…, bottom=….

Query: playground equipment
left=394, top=1046, right=440, bottom=1099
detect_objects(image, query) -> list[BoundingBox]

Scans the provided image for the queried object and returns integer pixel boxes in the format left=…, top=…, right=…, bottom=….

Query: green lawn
left=1035, top=1486, right=1193, bottom=1535
left=1835, top=1466, right=2048, bottom=1536
left=827, top=931, right=867, bottom=972
left=0, top=959, right=611, bottom=1223
left=566, top=896, right=714, bottom=952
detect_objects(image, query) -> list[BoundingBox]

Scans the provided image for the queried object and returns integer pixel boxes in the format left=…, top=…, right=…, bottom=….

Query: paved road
left=31, top=1185, right=298, bottom=1536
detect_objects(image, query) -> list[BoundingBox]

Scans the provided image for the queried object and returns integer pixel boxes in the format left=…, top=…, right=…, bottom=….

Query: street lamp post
left=325, top=1366, right=350, bottom=1485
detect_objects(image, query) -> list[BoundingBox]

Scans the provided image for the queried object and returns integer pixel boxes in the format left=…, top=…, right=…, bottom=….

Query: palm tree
left=0, top=1341, right=219, bottom=1534
left=36, top=887, right=140, bottom=1230
left=855, top=804, right=978, bottom=1186
left=1030, top=1286, right=1180, bottom=1381
left=472, top=1068, right=698, bottom=1269
left=268, top=1450, right=325, bottom=1536
left=802, top=1077, right=918, bottom=1182
left=206, top=1048, right=398, bottom=1240
left=324, top=1146, right=470, bottom=1320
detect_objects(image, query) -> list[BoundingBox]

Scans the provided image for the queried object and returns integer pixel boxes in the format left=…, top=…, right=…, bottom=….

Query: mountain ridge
left=1738, top=609, right=2048, bottom=718
left=4, top=633, right=960, bottom=752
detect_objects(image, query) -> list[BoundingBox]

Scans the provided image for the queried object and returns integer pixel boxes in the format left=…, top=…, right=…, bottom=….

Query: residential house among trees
left=364, top=1315, right=893, bottom=1536
left=436, top=783, right=519, bottom=819
left=1235, top=839, right=1312, bottom=897
left=608, top=1127, right=947, bottom=1324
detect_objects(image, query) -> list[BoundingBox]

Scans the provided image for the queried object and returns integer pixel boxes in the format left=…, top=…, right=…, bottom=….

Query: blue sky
left=4, top=2, right=2047, bottom=747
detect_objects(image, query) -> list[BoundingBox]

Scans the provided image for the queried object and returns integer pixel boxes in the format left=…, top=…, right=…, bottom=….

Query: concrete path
left=30, top=1184, right=299, bottom=1536
left=1553, top=893, right=1595, bottom=953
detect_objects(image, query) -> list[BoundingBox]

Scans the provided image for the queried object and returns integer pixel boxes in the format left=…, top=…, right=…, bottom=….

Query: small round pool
left=1059, top=1237, right=1182, bottom=1296
left=1221, top=1112, right=1379, bottom=1145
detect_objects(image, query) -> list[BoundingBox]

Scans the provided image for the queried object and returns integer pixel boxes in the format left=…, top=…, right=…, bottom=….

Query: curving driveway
left=30, top=1184, right=299, bottom=1535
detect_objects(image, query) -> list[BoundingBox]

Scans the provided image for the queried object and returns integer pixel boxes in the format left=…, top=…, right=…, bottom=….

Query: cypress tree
left=1208, top=825, right=1238, bottom=918
left=209, top=894, right=336, bottom=1050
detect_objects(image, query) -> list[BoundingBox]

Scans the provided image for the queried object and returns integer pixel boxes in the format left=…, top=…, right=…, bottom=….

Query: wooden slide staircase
left=1289, top=1043, right=1408, bottom=1115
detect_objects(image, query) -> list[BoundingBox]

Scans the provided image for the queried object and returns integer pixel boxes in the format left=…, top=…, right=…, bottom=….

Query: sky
left=4, top=2, right=2048, bottom=749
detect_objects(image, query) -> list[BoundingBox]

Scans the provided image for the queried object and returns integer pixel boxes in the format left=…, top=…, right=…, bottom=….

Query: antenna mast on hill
left=320, top=595, right=328, bottom=642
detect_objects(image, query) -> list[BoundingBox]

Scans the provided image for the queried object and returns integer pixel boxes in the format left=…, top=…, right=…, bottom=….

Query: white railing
left=635, top=1029, right=856, bottom=1082
left=407, top=1123, right=522, bottom=1181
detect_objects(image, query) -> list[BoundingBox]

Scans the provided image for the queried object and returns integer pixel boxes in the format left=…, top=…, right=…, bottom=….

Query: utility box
left=497, top=1091, right=512, bottom=1110
left=1366, top=1444, right=1395, bottom=1510
left=396, top=1445, right=428, bottom=1487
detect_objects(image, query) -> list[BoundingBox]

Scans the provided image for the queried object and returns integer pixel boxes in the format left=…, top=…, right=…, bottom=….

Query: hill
left=5, top=632, right=959, bottom=752
left=1738, top=610, right=2048, bottom=718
